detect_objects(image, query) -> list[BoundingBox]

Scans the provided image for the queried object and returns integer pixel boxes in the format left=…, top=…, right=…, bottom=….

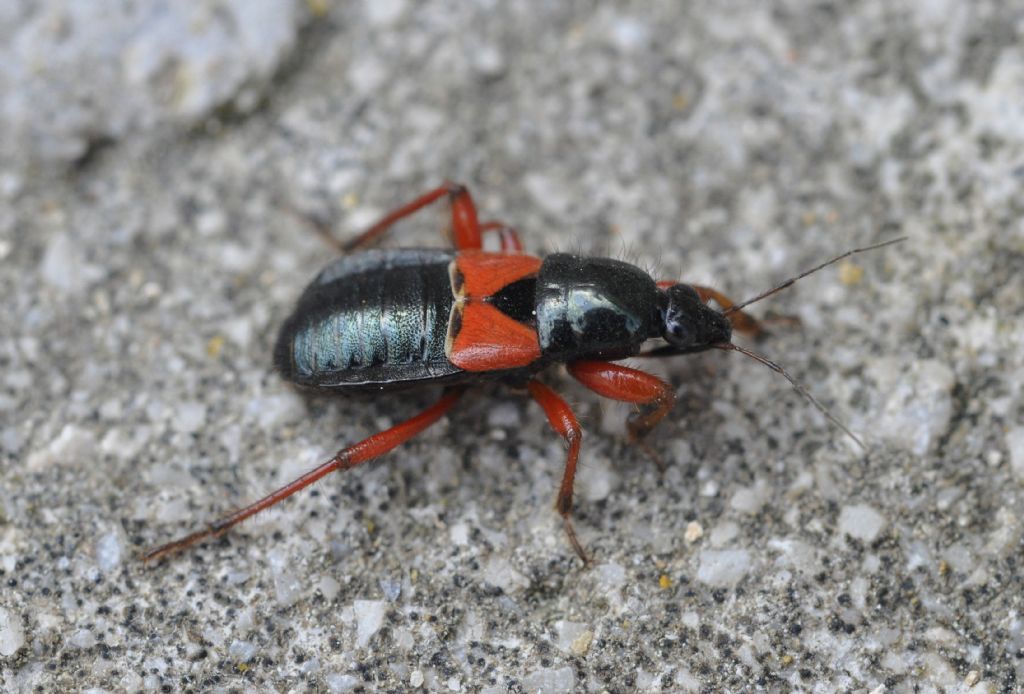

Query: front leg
left=568, top=360, right=675, bottom=470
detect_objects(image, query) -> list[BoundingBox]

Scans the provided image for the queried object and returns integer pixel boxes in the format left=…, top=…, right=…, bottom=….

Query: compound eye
left=665, top=317, right=694, bottom=348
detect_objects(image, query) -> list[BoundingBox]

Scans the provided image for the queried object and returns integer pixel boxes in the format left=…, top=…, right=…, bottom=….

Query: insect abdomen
left=274, top=249, right=463, bottom=390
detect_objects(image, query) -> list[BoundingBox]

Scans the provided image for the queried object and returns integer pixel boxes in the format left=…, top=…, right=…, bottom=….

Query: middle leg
left=526, top=379, right=590, bottom=564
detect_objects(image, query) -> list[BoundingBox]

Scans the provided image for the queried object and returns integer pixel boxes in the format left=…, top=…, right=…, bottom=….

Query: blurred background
left=1, top=1, right=1022, bottom=691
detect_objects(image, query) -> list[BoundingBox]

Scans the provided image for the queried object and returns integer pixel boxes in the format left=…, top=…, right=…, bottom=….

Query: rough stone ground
left=2, top=1, right=1023, bottom=692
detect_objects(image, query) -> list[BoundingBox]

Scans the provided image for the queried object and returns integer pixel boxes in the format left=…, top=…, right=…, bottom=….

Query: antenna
left=714, top=343, right=865, bottom=450
left=725, top=237, right=907, bottom=316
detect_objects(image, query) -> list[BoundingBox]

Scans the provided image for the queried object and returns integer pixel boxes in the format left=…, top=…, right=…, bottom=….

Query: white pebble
left=872, top=358, right=955, bottom=455
left=247, top=392, right=305, bottom=429
left=365, top=0, right=407, bottom=26
left=95, top=531, right=123, bottom=572
left=379, top=576, right=401, bottom=601
left=486, top=401, right=521, bottom=428
left=0, top=607, right=25, bottom=656
left=521, top=666, right=576, bottom=694
left=26, top=424, right=96, bottom=471
left=696, top=549, right=751, bottom=587
left=837, top=504, right=886, bottom=543
left=40, top=233, right=98, bottom=292
left=326, top=673, right=359, bottom=693
left=553, top=620, right=589, bottom=654
left=449, top=522, right=470, bottom=546
left=483, top=557, right=529, bottom=593
left=172, top=401, right=207, bottom=434
left=271, top=566, right=303, bottom=608
left=1006, top=426, right=1024, bottom=483
left=608, top=17, right=650, bottom=52
left=69, top=629, right=96, bottom=649
left=729, top=481, right=768, bottom=515
left=592, top=562, right=627, bottom=591
left=473, top=44, right=505, bottom=78
left=236, top=607, right=256, bottom=634
left=318, top=575, right=341, bottom=602
left=709, top=521, right=740, bottom=547
left=353, top=600, right=386, bottom=647
left=410, top=670, right=425, bottom=688
left=228, top=639, right=257, bottom=662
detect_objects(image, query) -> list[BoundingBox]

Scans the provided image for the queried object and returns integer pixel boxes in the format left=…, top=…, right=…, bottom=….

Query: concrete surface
left=2, top=1, right=1023, bottom=692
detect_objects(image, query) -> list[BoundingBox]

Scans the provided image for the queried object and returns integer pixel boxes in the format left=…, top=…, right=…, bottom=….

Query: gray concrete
left=2, top=1, right=1023, bottom=691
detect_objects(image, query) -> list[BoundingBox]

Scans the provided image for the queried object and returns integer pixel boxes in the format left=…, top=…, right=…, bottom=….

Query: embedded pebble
left=228, top=639, right=257, bottom=662
left=521, top=666, right=575, bottom=694
left=674, top=668, right=701, bottom=691
left=608, top=16, right=650, bottom=52
left=553, top=620, right=590, bottom=654
left=483, top=557, right=529, bottom=593
left=729, top=481, right=769, bottom=515
left=69, top=629, right=96, bottom=649
left=318, top=576, right=341, bottom=602
left=1006, top=426, right=1024, bottom=483
left=709, top=521, right=740, bottom=547
left=172, top=400, right=206, bottom=434
left=95, top=531, right=123, bottom=573
left=486, top=401, right=521, bottom=428
left=26, top=424, right=97, bottom=471
left=984, top=509, right=1022, bottom=558
left=696, top=549, right=751, bottom=587
left=365, top=0, right=407, bottom=26
left=268, top=549, right=303, bottom=608
left=40, top=233, right=101, bottom=292
left=837, top=504, right=887, bottom=543
left=0, top=607, right=25, bottom=657
left=247, top=392, right=305, bottom=429
left=379, top=576, right=402, bottom=601
left=592, top=562, right=627, bottom=591
left=871, top=358, right=955, bottom=455
left=353, top=600, right=386, bottom=647
left=449, top=521, right=470, bottom=546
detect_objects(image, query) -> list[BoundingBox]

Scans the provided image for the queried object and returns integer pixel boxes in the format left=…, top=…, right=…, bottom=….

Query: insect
left=145, top=183, right=902, bottom=564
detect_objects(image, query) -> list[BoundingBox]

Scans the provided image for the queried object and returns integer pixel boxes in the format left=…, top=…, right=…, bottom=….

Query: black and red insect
left=145, top=183, right=901, bottom=563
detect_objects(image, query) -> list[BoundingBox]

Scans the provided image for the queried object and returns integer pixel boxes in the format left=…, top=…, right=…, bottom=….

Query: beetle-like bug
left=145, top=183, right=902, bottom=563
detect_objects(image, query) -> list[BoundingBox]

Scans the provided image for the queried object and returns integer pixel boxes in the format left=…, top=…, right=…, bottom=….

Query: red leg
left=568, top=361, right=675, bottom=469
left=657, top=281, right=765, bottom=337
left=526, top=380, right=590, bottom=564
left=344, top=182, right=483, bottom=252
left=144, top=388, right=466, bottom=562
left=479, top=222, right=523, bottom=253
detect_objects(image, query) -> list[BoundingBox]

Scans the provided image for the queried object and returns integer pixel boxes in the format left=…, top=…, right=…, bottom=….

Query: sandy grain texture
left=2, top=1, right=1023, bottom=691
